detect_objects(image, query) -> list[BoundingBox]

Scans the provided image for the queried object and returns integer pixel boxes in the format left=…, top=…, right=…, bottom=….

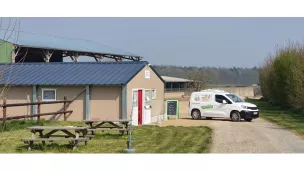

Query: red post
left=37, top=96, right=41, bottom=124
left=63, top=96, right=67, bottom=121
left=138, top=90, right=142, bottom=126
left=2, top=99, right=7, bottom=130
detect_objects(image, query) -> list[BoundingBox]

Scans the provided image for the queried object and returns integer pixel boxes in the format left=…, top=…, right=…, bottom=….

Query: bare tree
left=186, top=70, right=210, bottom=92
left=0, top=18, right=40, bottom=147
left=0, top=18, right=22, bottom=99
left=0, top=18, right=29, bottom=134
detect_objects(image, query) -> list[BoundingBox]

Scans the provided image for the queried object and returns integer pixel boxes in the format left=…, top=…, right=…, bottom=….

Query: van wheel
left=231, top=111, right=241, bottom=122
left=191, top=110, right=201, bottom=120
left=245, top=119, right=252, bottom=122
left=206, top=117, right=212, bottom=120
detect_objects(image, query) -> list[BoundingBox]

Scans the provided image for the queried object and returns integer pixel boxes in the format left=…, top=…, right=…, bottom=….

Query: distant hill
left=153, top=65, right=259, bottom=85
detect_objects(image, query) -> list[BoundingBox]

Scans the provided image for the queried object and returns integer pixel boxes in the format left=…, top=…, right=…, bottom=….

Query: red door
left=138, top=90, right=143, bottom=125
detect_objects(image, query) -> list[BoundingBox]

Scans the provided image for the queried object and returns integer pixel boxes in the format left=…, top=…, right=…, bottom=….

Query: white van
left=188, top=89, right=259, bottom=122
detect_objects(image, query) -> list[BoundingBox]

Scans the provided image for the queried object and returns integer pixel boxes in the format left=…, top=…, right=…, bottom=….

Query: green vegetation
left=0, top=120, right=45, bottom=132
left=0, top=120, right=212, bottom=153
left=154, top=65, right=259, bottom=85
left=0, top=40, right=13, bottom=63
left=259, top=42, right=304, bottom=108
left=247, top=99, right=304, bottom=138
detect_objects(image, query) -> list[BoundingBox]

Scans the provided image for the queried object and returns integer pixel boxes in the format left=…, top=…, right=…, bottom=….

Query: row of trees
left=154, top=65, right=259, bottom=85
left=259, top=42, right=304, bottom=108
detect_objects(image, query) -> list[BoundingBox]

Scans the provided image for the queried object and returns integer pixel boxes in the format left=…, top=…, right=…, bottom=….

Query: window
left=225, top=94, right=244, bottom=103
left=152, top=88, right=156, bottom=99
left=145, top=89, right=152, bottom=105
left=42, top=89, right=56, bottom=101
left=132, top=90, right=138, bottom=107
left=215, top=94, right=232, bottom=104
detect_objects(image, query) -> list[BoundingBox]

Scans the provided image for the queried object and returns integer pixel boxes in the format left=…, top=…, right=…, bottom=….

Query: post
left=63, top=96, right=67, bottom=121
left=32, top=85, right=37, bottom=120
left=26, top=95, right=30, bottom=120
left=37, top=96, right=41, bottom=124
left=85, top=86, right=90, bottom=120
left=11, top=45, right=16, bottom=63
left=121, top=85, right=127, bottom=119
left=2, top=99, right=7, bottom=130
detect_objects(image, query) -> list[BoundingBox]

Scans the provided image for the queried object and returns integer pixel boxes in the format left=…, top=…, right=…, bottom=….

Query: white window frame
left=42, top=88, right=57, bottom=102
left=131, top=89, right=139, bottom=107
left=152, top=88, right=156, bottom=100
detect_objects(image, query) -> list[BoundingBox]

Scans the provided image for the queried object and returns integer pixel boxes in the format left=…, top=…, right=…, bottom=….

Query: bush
left=259, top=41, right=304, bottom=108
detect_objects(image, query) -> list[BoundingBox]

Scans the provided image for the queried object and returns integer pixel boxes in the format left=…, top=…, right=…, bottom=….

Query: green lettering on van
left=201, top=105, right=213, bottom=109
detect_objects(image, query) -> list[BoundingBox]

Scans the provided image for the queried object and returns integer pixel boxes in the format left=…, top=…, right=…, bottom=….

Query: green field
left=247, top=99, right=304, bottom=138
left=0, top=120, right=212, bottom=153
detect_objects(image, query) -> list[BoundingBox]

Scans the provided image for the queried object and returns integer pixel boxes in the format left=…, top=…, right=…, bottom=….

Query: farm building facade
left=0, top=62, right=165, bottom=126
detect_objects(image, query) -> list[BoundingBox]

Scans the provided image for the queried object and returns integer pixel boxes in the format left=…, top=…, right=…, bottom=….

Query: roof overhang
left=14, top=44, right=143, bottom=62
left=0, top=29, right=143, bottom=61
left=161, top=76, right=193, bottom=83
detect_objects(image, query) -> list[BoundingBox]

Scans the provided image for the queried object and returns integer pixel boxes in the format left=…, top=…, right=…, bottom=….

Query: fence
left=0, top=96, right=73, bottom=129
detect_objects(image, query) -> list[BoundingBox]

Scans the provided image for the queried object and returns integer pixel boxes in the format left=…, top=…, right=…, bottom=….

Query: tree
left=153, top=65, right=259, bottom=85
left=0, top=18, right=22, bottom=100
left=259, top=40, right=304, bottom=108
left=186, top=70, right=210, bottom=92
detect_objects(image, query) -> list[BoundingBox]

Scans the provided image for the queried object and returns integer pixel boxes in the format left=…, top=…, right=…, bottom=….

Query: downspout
left=32, top=85, right=37, bottom=120
left=85, top=85, right=90, bottom=120
left=121, top=84, right=127, bottom=119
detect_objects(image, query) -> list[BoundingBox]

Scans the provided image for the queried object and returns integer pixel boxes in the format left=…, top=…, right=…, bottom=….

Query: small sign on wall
left=145, top=70, right=150, bottom=79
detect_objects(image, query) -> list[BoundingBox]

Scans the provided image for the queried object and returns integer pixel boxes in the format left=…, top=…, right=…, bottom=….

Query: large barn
left=0, top=30, right=142, bottom=63
left=0, top=30, right=165, bottom=126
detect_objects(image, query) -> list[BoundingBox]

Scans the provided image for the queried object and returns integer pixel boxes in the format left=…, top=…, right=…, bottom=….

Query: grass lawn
left=0, top=120, right=212, bottom=153
left=247, top=98, right=304, bottom=138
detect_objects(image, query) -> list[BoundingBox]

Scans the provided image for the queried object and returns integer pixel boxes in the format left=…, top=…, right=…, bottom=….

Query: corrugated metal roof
left=0, top=29, right=141, bottom=58
left=0, top=61, right=148, bottom=86
left=161, top=76, right=193, bottom=82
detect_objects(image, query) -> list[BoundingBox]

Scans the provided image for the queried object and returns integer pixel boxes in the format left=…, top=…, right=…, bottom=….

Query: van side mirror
left=222, top=100, right=227, bottom=104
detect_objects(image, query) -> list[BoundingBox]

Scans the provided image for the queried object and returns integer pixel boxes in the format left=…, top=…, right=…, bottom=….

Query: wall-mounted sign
left=145, top=70, right=150, bottom=79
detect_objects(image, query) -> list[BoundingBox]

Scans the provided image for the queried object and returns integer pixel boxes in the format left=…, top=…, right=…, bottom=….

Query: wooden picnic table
left=84, top=119, right=131, bottom=136
left=21, top=126, right=89, bottom=151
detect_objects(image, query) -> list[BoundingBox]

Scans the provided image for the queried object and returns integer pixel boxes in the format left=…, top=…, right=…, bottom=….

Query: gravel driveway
left=159, top=117, right=304, bottom=153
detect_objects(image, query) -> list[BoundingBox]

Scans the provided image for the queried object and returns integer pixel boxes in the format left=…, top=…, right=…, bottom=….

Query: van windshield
left=225, top=94, right=244, bottom=103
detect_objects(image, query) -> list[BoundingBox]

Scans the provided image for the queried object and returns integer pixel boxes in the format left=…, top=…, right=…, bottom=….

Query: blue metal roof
left=0, top=30, right=141, bottom=58
left=0, top=61, right=149, bottom=86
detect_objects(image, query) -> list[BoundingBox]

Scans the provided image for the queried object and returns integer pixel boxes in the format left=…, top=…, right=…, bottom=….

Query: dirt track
left=159, top=116, right=304, bottom=153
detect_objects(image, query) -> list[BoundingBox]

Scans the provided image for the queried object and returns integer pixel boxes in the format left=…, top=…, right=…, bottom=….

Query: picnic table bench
left=21, top=126, right=89, bottom=151
left=84, top=119, right=131, bottom=136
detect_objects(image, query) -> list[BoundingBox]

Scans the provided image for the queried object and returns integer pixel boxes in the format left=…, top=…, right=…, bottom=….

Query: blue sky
left=3, top=17, right=304, bottom=67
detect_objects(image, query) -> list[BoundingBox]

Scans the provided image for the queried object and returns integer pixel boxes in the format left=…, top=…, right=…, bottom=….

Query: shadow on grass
left=9, top=125, right=213, bottom=153
left=16, top=143, right=75, bottom=153
left=96, top=133, right=126, bottom=139
left=0, top=120, right=50, bottom=132
left=178, top=117, right=247, bottom=122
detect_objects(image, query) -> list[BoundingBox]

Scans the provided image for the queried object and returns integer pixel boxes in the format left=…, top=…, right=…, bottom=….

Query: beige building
left=0, top=62, right=165, bottom=126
